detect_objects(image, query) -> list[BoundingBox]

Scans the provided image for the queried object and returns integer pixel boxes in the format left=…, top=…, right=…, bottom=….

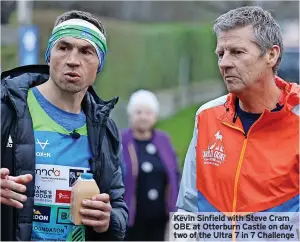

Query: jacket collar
left=1, top=65, right=118, bottom=121
left=221, top=76, right=300, bottom=123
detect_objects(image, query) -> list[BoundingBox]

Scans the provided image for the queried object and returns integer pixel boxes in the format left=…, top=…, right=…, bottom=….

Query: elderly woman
left=122, top=90, right=179, bottom=241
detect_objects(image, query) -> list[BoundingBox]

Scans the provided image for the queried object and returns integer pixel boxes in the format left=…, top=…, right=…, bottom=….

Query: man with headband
left=1, top=10, right=128, bottom=241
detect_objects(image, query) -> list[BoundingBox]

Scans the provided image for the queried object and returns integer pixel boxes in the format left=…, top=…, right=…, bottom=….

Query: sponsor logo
left=36, top=138, right=50, bottom=150
left=36, top=139, right=51, bottom=157
left=56, top=208, right=72, bottom=225
left=36, top=152, right=51, bottom=157
left=202, top=130, right=227, bottom=166
left=35, top=168, right=67, bottom=182
left=61, top=212, right=68, bottom=220
left=33, top=205, right=51, bottom=223
left=55, top=190, right=71, bottom=204
left=6, top=135, right=13, bottom=148
left=34, top=186, right=53, bottom=203
left=36, top=168, right=60, bottom=177
left=32, top=225, right=67, bottom=234
left=69, top=169, right=84, bottom=187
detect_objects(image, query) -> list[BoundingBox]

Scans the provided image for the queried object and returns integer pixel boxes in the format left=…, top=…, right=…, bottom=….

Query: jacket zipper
left=223, top=109, right=264, bottom=213
left=232, top=139, right=247, bottom=212
left=230, top=136, right=247, bottom=242
left=221, top=122, right=244, bottom=134
left=223, top=113, right=264, bottom=242
left=232, top=112, right=264, bottom=213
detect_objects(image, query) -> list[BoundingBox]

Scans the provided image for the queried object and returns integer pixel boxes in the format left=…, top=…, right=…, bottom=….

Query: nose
left=219, top=53, right=234, bottom=70
left=140, top=113, right=149, bottom=121
left=66, top=49, right=80, bottom=67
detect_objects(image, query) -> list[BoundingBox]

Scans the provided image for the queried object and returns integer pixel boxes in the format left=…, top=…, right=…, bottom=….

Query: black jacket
left=1, top=65, right=128, bottom=241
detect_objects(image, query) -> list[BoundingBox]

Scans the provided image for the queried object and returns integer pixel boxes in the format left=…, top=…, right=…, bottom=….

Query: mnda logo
left=35, top=168, right=60, bottom=177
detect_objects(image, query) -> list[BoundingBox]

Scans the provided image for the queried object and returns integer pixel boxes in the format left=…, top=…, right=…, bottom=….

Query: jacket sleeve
left=1, top=86, right=9, bottom=153
left=90, top=144, right=128, bottom=241
left=1, top=103, right=9, bottom=153
left=1, top=87, right=15, bottom=162
left=176, top=113, right=198, bottom=212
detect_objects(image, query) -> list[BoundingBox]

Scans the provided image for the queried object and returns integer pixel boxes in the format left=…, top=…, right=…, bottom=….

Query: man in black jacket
left=1, top=10, right=128, bottom=241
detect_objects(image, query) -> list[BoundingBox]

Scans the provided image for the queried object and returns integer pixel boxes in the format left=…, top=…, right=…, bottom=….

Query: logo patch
left=55, top=190, right=71, bottom=204
left=202, top=130, right=226, bottom=166
left=36, top=139, right=50, bottom=150
left=56, top=207, right=72, bottom=225
left=69, top=169, right=84, bottom=187
left=35, top=138, right=51, bottom=158
left=6, top=135, right=13, bottom=148
left=33, top=205, right=51, bottom=223
left=35, top=167, right=67, bottom=182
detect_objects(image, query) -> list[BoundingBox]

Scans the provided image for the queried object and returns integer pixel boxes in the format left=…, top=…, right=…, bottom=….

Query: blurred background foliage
left=2, top=9, right=219, bottom=100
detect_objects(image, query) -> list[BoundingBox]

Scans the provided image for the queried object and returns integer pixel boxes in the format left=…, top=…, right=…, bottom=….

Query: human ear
left=267, top=45, right=280, bottom=69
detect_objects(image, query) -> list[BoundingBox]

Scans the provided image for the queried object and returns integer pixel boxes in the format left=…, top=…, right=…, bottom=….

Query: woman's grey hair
left=213, top=6, right=283, bottom=74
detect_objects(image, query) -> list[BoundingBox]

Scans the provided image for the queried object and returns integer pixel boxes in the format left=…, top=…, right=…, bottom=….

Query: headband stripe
left=53, top=18, right=103, bottom=38
left=48, top=29, right=107, bottom=54
left=52, top=25, right=107, bottom=52
left=45, top=19, right=108, bottom=73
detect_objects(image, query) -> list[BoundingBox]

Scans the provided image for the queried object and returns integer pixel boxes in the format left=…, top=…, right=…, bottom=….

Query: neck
left=133, top=129, right=152, bottom=141
left=37, top=79, right=86, bottom=114
left=238, top=75, right=282, bottom=113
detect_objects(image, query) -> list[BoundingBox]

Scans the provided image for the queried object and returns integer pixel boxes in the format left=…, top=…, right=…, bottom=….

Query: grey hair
left=213, top=6, right=283, bottom=74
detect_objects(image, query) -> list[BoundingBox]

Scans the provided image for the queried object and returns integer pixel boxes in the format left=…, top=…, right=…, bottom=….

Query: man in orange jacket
left=177, top=5, right=299, bottom=217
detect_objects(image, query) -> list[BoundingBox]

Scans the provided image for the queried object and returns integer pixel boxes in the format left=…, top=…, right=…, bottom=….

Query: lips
left=225, top=75, right=237, bottom=79
left=64, top=72, right=81, bottom=78
left=224, top=76, right=239, bottom=82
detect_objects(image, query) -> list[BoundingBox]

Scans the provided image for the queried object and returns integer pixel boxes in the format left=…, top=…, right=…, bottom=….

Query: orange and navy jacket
left=176, top=77, right=299, bottom=213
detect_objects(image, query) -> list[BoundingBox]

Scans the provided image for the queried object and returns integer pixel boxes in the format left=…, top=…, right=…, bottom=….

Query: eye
left=82, top=49, right=93, bottom=55
left=58, top=46, right=67, bottom=51
left=217, top=52, right=224, bottom=59
left=233, top=50, right=243, bottom=55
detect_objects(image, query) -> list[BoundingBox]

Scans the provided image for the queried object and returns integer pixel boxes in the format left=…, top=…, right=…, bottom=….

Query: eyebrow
left=56, top=40, right=72, bottom=47
left=56, top=40, right=96, bottom=53
left=215, top=46, right=247, bottom=54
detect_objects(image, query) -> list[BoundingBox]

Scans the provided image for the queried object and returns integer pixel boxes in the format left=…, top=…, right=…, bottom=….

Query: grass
left=156, top=102, right=203, bottom=169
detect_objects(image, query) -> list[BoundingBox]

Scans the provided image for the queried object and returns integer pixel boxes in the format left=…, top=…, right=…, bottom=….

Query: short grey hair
left=213, top=6, right=283, bottom=74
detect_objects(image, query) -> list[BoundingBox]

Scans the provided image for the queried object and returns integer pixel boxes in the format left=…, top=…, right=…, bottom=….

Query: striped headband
left=45, top=19, right=108, bottom=73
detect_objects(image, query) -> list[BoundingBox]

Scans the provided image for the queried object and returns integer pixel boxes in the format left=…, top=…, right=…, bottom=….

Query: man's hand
left=0, top=168, right=33, bottom=208
left=80, top=193, right=112, bottom=233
